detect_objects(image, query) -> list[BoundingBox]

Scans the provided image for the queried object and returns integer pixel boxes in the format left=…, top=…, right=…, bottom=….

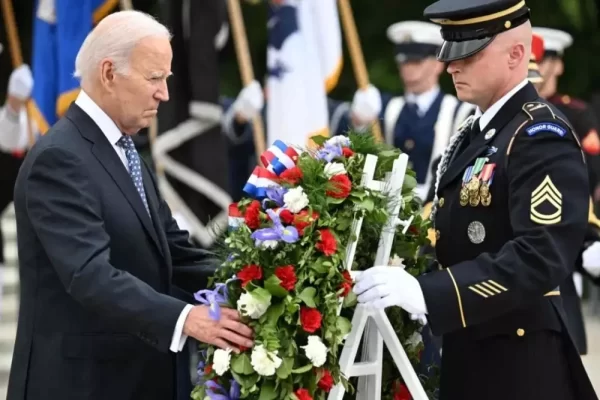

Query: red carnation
left=326, top=174, right=351, bottom=199
left=274, top=265, right=297, bottom=291
left=237, top=264, right=263, bottom=287
left=293, top=210, right=319, bottom=235
left=204, top=364, right=213, bottom=375
left=316, top=229, right=337, bottom=256
left=280, top=166, right=303, bottom=184
left=300, top=307, right=322, bottom=333
left=244, top=200, right=261, bottom=229
left=318, top=370, right=334, bottom=392
left=342, top=147, right=354, bottom=157
left=279, top=209, right=295, bottom=224
left=393, top=382, right=412, bottom=400
left=339, top=270, right=353, bottom=297
left=295, top=388, right=313, bottom=400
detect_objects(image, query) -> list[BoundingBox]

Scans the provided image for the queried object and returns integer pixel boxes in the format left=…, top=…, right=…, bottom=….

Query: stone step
left=0, top=323, right=17, bottom=344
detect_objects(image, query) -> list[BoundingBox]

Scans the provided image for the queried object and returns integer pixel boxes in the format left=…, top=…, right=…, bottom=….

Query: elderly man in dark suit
left=6, top=10, right=252, bottom=400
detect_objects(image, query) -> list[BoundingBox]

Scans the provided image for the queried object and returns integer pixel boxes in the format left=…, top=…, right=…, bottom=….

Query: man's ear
left=100, top=59, right=116, bottom=90
left=508, top=43, right=526, bottom=69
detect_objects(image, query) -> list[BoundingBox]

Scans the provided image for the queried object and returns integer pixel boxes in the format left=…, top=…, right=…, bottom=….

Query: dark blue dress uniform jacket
left=418, top=83, right=598, bottom=400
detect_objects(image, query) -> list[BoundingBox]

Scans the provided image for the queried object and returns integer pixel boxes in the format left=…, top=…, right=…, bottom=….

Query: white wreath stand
left=328, top=153, right=429, bottom=400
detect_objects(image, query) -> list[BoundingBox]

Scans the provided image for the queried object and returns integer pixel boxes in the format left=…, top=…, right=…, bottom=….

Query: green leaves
left=231, top=353, right=254, bottom=375
left=298, top=287, right=317, bottom=308
left=264, top=275, right=288, bottom=298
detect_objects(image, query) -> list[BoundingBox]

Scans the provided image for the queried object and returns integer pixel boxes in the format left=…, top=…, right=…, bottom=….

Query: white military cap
left=386, top=21, right=443, bottom=63
left=532, top=27, right=573, bottom=57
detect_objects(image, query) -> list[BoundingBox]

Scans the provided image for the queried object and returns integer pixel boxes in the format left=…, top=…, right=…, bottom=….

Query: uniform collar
left=405, top=85, right=441, bottom=115
left=474, top=78, right=529, bottom=131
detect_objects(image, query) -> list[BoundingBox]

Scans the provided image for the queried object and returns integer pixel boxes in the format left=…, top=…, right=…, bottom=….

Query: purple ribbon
left=205, top=380, right=241, bottom=400
left=250, top=209, right=299, bottom=245
left=194, top=283, right=229, bottom=321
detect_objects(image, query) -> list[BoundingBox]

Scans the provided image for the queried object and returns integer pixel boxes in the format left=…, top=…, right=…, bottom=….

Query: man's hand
left=350, top=84, right=381, bottom=126
left=582, top=241, right=600, bottom=278
left=183, top=305, right=253, bottom=353
left=8, top=64, right=33, bottom=101
left=353, top=266, right=428, bottom=314
left=233, top=80, right=264, bottom=122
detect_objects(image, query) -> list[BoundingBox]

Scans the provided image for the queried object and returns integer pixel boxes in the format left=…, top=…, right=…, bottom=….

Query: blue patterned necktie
left=117, top=135, right=150, bottom=215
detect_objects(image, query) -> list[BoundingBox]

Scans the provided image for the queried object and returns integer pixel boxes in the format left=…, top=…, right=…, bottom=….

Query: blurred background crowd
left=0, top=0, right=600, bottom=397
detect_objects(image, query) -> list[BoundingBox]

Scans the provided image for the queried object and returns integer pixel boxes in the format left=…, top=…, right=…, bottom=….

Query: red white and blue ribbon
left=260, top=140, right=299, bottom=176
left=228, top=203, right=245, bottom=230
left=243, top=166, right=279, bottom=199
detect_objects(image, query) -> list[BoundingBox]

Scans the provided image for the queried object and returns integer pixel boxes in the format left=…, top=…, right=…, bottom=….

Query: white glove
left=350, top=84, right=381, bottom=123
left=232, top=80, right=264, bottom=120
left=8, top=64, right=33, bottom=101
left=582, top=242, right=600, bottom=278
left=353, top=266, right=428, bottom=315
left=410, top=313, right=428, bottom=326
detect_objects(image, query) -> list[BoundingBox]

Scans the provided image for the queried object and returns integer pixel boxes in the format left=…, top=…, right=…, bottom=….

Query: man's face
left=446, top=41, right=506, bottom=105
left=111, top=37, right=172, bottom=134
left=537, top=57, right=562, bottom=98
left=399, top=57, right=440, bottom=89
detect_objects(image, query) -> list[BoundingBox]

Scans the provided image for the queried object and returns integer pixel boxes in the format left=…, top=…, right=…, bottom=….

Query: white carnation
left=250, top=345, right=282, bottom=376
left=301, top=335, right=328, bottom=367
left=405, top=331, right=423, bottom=349
left=283, top=186, right=309, bottom=213
left=325, top=135, right=350, bottom=147
left=257, top=240, right=278, bottom=249
left=237, top=292, right=270, bottom=319
left=389, top=255, right=406, bottom=268
left=212, top=348, right=232, bottom=376
left=324, top=162, right=347, bottom=178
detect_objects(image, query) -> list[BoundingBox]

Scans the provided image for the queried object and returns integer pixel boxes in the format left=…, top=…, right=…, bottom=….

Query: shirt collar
left=405, top=85, right=440, bottom=115
left=473, top=78, right=529, bottom=131
left=75, top=90, right=123, bottom=145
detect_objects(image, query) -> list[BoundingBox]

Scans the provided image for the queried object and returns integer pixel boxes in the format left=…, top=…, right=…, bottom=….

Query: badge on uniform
left=460, top=157, right=496, bottom=207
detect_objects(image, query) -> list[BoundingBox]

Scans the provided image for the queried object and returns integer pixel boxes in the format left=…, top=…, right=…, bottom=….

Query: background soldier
left=354, top=0, right=598, bottom=398
left=331, top=21, right=472, bottom=201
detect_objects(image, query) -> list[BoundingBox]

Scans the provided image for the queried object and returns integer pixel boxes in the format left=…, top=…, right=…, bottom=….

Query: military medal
left=484, top=128, right=496, bottom=140
left=460, top=166, right=474, bottom=206
left=467, top=221, right=486, bottom=244
left=479, top=163, right=496, bottom=206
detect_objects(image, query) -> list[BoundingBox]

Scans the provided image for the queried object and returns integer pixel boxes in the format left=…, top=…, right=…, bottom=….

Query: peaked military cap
left=528, top=33, right=544, bottom=83
left=424, top=0, right=530, bottom=62
left=387, top=21, right=443, bottom=63
left=532, top=27, right=573, bottom=59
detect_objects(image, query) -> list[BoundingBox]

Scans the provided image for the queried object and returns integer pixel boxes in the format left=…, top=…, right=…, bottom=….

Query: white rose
left=237, top=292, right=270, bottom=319
left=301, top=335, right=328, bottom=367
left=405, top=331, right=423, bottom=349
left=212, top=348, right=232, bottom=376
left=250, top=345, right=283, bottom=376
left=324, top=162, right=347, bottom=178
left=283, top=186, right=309, bottom=213
left=257, top=240, right=278, bottom=249
left=325, top=135, right=350, bottom=148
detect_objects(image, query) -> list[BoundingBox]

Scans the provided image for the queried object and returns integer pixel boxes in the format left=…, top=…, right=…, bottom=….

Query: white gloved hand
left=410, top=313, right=428, bottom=326
left=350, top=84, right=381, bottom=123
left=232, top=80, right=264, bottom=120
left=353, top=266, right=428, bottom=315
left=582, top=242, right=600, bottom=278
left=8, top=64, right=33, bottom=101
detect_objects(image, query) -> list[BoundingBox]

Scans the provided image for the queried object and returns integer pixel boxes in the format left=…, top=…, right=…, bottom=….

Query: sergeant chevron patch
left=530, top=175, right=562, bottom=225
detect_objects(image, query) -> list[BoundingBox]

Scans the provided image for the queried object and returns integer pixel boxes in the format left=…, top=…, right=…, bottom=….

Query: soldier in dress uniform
left=530, top=28, right=600, bottom=356
left=353, top=1, right=598, bottom=399
left=331, top=21, right=474, bottom=201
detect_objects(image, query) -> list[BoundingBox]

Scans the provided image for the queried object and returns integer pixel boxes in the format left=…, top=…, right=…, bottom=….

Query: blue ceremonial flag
left=29, top=0, right=118, bottom=134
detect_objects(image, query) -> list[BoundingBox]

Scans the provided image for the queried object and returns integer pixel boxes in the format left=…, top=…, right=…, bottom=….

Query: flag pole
left=337, top=0, right=384, bottom=142
left=1, top=0, right=35, bottom=147
left=227, top=0, right=266, bottom=160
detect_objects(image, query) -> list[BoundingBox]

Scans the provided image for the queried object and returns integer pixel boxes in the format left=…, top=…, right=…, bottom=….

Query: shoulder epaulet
left=521, top=101, right=556, bottom=120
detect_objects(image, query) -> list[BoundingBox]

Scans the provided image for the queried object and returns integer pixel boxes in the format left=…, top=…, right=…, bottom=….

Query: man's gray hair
left=74, top=10, right=171, bottom=83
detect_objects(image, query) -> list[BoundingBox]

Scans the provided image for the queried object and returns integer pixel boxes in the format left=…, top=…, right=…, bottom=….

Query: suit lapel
left=66, top=105, right=164, bottom=257
left=438, top=83, right=539, bottom=192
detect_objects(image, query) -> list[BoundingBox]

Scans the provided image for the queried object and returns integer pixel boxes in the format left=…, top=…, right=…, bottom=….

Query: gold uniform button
left=439, top=198, right=445, bottom=207
left=435, top=230, right=441, bottom=240
left=516, top=328, right=525, bottom=337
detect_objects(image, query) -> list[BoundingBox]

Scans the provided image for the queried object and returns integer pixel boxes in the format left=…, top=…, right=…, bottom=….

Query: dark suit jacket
left=7, top=104, right=215, bottom=400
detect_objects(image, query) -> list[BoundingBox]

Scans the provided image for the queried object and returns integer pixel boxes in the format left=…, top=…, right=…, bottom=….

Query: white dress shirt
left=75, top=90, right=193, bottom=353
left=405, top=85, right=441, bottom=117
left=473, top=78, right=529, bottom=131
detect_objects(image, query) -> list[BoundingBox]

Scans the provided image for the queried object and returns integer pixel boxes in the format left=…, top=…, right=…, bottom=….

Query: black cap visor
left=437, top=36, right=495, bottom=62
